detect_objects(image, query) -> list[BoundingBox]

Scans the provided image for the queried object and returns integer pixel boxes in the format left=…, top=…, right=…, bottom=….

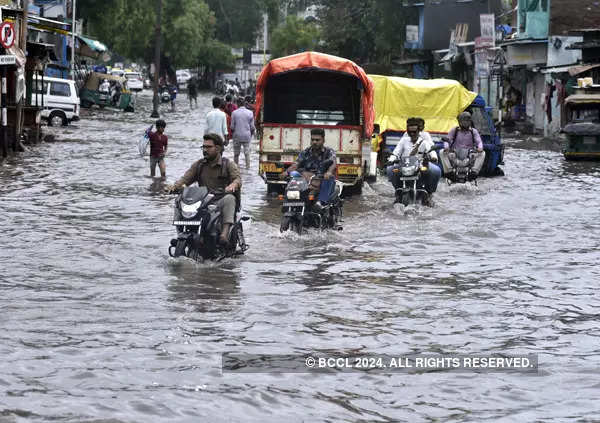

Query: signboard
left=0, top=21, right=15, bottom=49
left=251, top=53, right=270, bottom=65
left=231, top=47, right=243, bottom=58
left=479, top=14, right=495, bottom=49
left=406, top=25, right=419, bottom=43
left=0, top=54, right=16, bottom=65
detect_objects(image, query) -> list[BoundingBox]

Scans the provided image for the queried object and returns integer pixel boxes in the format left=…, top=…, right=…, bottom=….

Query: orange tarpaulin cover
left=254, top=51, right=374, bottom=137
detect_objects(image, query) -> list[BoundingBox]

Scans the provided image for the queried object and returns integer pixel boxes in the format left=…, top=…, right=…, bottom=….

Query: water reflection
left=166, top=260, right=241, bottom=312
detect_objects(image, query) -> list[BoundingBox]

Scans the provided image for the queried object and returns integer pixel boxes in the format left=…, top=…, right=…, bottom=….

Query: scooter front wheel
left=401, top=192, right=411, bottom=207
left=290, top=217, right=303, bottom=235
left=280, top=216, right=291, bottom=232
left=174, top=239, right=187, bottom=257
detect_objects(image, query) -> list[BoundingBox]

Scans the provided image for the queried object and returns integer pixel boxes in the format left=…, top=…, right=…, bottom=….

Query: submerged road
left=1, top=91, right=599, bottom=422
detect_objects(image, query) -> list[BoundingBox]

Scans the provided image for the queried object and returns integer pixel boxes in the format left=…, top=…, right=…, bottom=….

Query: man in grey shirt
left=230, top=98, right=256, bottom=169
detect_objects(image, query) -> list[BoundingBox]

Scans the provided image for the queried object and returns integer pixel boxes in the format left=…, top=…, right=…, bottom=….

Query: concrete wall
left=422, top=0, right=503, bottom=51
left=550, top=0, right=600, bottom=36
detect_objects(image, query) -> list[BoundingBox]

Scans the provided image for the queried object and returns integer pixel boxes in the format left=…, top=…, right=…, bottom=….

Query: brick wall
left=551, top=0, right=600, bottom=35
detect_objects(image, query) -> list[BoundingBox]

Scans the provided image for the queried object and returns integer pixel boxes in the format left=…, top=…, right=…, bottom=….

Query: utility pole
left=14, top=0, right=29, bottom=152
left=151, top=0, right=162, bottom=118
left=71, top=0, right=77, bottom=80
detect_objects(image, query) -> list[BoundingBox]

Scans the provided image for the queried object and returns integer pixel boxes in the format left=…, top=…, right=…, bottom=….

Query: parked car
left=110, top=68, right=125, bottom=78
left=125, top=71, right=144, bottom=91
left=176, top=69, right=191, bottom=90
left=32, top=75, right=80, bottom=126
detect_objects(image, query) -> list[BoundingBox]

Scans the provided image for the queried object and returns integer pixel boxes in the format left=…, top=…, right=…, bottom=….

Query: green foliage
left=197, top=39, right=236, bottom=69
left=270, top=15, right=320, bottom=58
left=77, top=0, right=215, bottom=68
left=163, top=0, right=214, bottom=68
left=317, top=0, right=416, bottom=64
left=205, top=0, right=264, bottom=46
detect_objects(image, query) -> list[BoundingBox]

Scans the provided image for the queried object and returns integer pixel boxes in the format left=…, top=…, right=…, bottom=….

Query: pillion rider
left=439, top=111, right=486, bottom=178
left=165, top=133, right=241, bottom=245
left=281, top=128, right=336, bottom=208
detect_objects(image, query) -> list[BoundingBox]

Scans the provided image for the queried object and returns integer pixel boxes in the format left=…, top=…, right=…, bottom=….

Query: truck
left=254, top=52, right=376, bottom=194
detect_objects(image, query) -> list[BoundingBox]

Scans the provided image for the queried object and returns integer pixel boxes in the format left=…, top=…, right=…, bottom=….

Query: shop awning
left=540, top=64, right=577, bottom=74
left=77, top=35, right=107, bottom=53
left=76, top=35, right=110, bottom=60
left=569, top=64, right=600, bottom=77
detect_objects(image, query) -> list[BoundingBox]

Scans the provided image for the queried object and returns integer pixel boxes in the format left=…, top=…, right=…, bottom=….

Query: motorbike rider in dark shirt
left=281, top=128, right=336, bottom=208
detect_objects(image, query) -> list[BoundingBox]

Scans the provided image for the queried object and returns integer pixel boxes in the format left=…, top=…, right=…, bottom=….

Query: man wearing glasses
left=166, top=133, right=241, bottom=244
left=282, top=128, right=337, bottom=208
left=386, top=117, right=442, bottom=205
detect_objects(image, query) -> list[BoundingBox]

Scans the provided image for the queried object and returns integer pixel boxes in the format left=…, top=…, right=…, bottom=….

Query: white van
left=32, top=76, right=80, bottom=126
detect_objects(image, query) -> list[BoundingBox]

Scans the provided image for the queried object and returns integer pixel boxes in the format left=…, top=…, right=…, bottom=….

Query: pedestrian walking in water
left=147, top=119, right=168, bottom=179
left=188, top=78, right=198, bottom=109
left=230, top=97, right=255, bottom=169
left=224, top=94, right=237, bottom=116
left=168, top=84, right=177, bottom=111
left=205, top=97, right=229, bottom=146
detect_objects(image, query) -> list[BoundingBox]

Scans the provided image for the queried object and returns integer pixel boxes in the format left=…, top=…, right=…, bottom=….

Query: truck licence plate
left=338, top=166, right=359, bottom=175
left=261, top=162, right=282, bottom=173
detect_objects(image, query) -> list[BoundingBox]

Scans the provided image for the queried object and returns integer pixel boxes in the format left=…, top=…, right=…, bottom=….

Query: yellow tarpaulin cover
left=369, top=75, right=477, bottom=134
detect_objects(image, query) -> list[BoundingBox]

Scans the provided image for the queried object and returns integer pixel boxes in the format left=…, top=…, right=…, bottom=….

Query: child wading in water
left=147, top=119, right=168, bottom=179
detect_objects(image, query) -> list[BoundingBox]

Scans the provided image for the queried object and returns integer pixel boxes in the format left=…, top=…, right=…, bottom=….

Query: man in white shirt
left=386, top=117, right=442, bottom=201
left=205, top=97, right=229, bottom=145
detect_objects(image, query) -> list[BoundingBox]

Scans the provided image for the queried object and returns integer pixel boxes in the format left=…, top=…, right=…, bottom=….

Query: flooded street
left=2, top=91, right=600, bottom=422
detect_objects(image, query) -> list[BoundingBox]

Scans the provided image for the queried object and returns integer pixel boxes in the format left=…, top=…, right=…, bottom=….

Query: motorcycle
left=160, top=86, right=171, bottom=103
left=443, top=148, right=479, bottom=185
left=279, top=161, right=343, bottom=235
left=169, top=186, right=249, bottom=262
left=390, top=155, right=431, bottom=207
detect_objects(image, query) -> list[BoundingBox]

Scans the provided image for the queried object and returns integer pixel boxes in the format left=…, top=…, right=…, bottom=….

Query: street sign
left=0, top=54, right=15, bottom=65
left=0, top=21, right=15, bottom=49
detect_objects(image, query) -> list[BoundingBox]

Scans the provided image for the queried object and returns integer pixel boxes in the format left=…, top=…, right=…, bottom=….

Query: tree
left=270, top=15, right=320, bottom=58
left=77, top=0, right=215, bottom=69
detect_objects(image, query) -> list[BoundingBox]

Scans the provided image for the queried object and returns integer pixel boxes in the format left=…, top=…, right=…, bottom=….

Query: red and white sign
left=0, top=21, right=15, bottom=49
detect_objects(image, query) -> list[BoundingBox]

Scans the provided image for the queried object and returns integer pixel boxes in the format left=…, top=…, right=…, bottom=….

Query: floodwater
left=1, top=91, right=599, bottom=422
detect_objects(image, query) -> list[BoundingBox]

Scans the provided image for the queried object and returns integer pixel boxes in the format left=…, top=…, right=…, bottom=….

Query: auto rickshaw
left=80, top=72, right=135, bottom=112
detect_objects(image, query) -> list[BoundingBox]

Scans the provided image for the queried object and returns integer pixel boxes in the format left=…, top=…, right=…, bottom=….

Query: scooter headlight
left=286, top=190, right=300, bottom=200
left=181, top=200, right=202, bottom=218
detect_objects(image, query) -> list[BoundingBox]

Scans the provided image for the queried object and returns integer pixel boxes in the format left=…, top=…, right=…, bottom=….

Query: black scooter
left=169, top=186, right=248, bottom=262
left=279, top=160, right=343, bottom=234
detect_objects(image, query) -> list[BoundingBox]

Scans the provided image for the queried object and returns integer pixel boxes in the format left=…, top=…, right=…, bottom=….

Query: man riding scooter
left=281, top=128, right=336, bottom=208
left=386, top=117, right=441, bottom=206
left=165, top=133, right=241, bottom=245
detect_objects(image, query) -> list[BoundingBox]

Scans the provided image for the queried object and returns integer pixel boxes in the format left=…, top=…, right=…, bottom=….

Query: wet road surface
left=1, top=91, right=600, bottom=422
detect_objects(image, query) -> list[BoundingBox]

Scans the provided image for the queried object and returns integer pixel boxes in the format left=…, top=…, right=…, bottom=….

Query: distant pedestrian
left=188, top=78, right=198, bottom=109
left=205, top=97, right=229, bottom=145
left=168, top=84, right=177, bottom=111
left=230, top=97, right=255, bottom=168
left=224, top=94, right=237, bottom=116
left=147, top=119, right=168, bottom=179
left=219, top=99, right=233, bottom=143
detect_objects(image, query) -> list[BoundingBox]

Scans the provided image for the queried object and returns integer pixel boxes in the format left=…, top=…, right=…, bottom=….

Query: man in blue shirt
left=282, top=128, right=336, bottom=207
